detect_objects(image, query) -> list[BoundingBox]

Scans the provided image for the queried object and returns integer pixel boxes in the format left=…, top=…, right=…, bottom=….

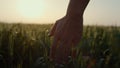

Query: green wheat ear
left=0, top=23, right=120, bottom=68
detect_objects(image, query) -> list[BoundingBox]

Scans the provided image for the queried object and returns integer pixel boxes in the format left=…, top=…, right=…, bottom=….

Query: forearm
left=66, top=0, right=90, bottom=17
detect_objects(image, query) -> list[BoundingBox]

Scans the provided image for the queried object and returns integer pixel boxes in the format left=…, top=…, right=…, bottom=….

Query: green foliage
left=0, top=23, right=120, bottom=68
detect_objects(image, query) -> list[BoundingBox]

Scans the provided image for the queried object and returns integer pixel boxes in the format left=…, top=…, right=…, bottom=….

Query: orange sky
left=0, top=0, right=120, bottom=26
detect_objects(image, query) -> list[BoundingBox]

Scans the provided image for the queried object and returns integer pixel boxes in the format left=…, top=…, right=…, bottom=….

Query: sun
left=17, top=0, right=45, bottom=19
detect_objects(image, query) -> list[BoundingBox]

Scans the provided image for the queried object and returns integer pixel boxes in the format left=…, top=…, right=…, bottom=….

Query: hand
left=49, top=16, right=83, bottom=64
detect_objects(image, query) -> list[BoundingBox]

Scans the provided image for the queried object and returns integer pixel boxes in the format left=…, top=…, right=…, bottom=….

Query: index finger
left=50, top=36, right=60, bottom=61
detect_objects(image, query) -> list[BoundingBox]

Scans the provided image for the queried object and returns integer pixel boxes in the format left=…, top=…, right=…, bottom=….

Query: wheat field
left=0, top=23, right=120, bottom=68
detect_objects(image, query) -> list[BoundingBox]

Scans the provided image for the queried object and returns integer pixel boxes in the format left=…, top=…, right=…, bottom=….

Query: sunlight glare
left=17, top=0, right=45, bottom=19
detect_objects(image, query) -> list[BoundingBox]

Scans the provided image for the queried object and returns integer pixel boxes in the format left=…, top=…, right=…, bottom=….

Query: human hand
left=49, top=16, right=83, bottom=64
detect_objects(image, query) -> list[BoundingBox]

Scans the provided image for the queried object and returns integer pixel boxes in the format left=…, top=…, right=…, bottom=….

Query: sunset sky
left=0, top=0, right=120, bottom=25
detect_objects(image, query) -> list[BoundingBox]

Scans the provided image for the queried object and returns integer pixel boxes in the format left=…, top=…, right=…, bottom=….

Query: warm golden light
left=17, top=0, right=45, bottom=19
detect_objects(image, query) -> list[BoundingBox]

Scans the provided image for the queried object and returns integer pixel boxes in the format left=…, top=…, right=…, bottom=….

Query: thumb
left=48, top=21, right=58, bottom=37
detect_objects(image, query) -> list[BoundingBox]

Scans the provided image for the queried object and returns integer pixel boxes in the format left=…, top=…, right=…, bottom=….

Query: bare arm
left=66, top=0, right=90, bottom=17
left=49, top=0, right=90, bottom=64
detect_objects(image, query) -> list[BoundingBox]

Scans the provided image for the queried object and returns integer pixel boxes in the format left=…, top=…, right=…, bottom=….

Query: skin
left=49, top=0, right=90, bottom=64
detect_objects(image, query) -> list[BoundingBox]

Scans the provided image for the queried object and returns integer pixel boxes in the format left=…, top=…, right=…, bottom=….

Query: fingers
left=49, top=21, right=58, bottom=37
left=50, top=36, right=60, bottom=61
left=51, top=37, right=81, bottom=64
left=71, top=36, right=82, bottom=59
left=54, top=41, right=72, bottom=64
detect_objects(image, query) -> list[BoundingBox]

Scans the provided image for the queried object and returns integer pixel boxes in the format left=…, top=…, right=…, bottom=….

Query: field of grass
left=0, top=23, right=120, bottom=68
